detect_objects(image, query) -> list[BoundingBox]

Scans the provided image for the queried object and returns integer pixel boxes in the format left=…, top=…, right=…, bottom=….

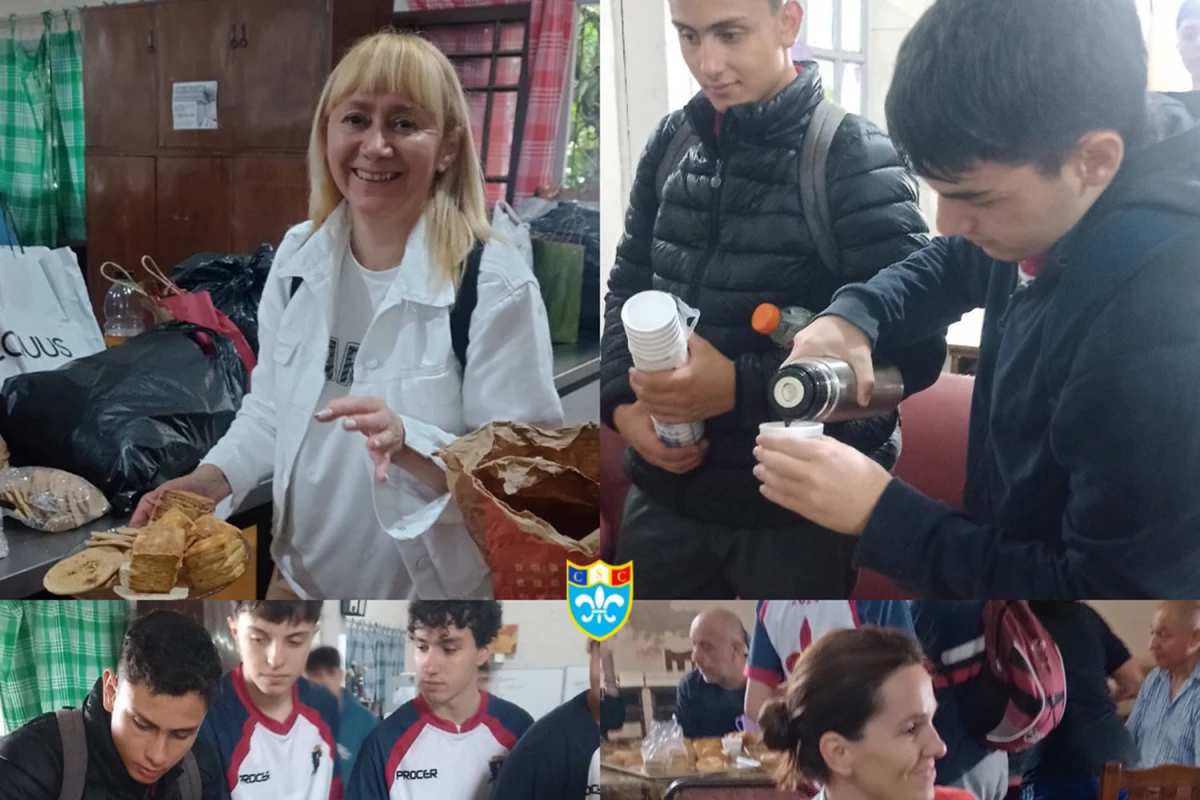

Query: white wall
left=351, top=600, right=590, bottom=670
left=608, top=600, right=756, bottom=675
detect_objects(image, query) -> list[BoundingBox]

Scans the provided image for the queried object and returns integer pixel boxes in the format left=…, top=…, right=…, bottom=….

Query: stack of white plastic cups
left=621, top=290, right=705, bottom=447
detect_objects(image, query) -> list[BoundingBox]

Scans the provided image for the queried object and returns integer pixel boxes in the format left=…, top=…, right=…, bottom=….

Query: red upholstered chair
left=600, top=423, right=631, bottom=562
left=852, top=371, right=975, bottom=599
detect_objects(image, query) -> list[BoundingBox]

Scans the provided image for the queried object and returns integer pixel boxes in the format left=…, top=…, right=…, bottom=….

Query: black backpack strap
left=179, top=751, right=201, bottom=800
left=450, top=241, right=485, bottom=370
left=55, top=709, right=87, bottom=800
left=799, top=98, right=849, bottom=279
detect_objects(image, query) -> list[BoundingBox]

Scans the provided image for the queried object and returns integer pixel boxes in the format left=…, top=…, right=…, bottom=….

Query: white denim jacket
left=202, top=203, right=564, bottom=597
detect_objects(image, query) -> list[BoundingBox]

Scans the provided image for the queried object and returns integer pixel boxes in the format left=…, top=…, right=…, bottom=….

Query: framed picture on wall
left=341, top=600, right=367, bottom=617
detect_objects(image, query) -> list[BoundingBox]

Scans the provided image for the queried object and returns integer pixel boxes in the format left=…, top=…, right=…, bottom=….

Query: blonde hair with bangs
left=307, top=32, right=491, bottom=286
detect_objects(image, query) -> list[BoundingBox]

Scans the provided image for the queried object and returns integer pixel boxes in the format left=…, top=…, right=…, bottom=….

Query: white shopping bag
left=0, top=245, right=106, bottom=382
left=492, top=201, right=534, bottom=277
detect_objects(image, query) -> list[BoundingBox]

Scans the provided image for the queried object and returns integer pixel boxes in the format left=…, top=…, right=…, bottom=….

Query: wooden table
left=601, top=764, right=773, bottom=800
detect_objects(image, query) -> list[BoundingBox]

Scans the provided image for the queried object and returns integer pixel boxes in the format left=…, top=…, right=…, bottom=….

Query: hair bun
left=758, top=698, right=794, bottom=752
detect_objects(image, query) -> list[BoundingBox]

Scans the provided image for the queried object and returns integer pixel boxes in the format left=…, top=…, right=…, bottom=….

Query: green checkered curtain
left=48, top=18, right=86, bottom=243
left=0, top=601, right=129, bottom=735
left=0, top=13, right=85, bottom=247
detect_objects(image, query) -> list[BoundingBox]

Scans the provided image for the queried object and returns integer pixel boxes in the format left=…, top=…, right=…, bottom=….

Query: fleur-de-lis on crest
left=574, top=585, right=626, bottom=623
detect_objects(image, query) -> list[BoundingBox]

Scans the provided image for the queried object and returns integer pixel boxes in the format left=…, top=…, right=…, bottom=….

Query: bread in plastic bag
left=641, top=716, right=691, bottom=775
left=0, top=467, right=111, bottom=532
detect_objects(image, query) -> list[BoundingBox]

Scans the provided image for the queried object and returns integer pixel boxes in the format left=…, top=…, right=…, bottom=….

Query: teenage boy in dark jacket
left=754, top=0, right=1200, bottom=598
left=601, top=0, right=946, bottom=599
left=0, top=610, right=224, bottom=800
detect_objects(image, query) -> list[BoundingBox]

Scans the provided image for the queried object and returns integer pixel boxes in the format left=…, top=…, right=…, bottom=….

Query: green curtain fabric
left=0, top=601, right=129, bottom=735
left=0, top=13, right=85, bottom=248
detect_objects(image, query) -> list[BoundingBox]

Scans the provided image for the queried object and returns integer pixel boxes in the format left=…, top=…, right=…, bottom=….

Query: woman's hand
left=316, top=396, right=408, bottom=482
left=130, top=465, right=232, bottom=527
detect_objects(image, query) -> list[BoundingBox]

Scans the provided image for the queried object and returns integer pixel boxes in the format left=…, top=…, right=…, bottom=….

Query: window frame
left=799, top=0, right=869, bottom=116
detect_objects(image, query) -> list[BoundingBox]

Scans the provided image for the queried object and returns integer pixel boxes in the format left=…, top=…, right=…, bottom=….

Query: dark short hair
left=1181, top=0, right=1200, bottom=28
left=758, top=627, right=926, bottom=791
left=408, top=601, right=503, bottom=648
left=232, top=601, right=322, bottom=626
left=306, top=646, right=342, bottom=673
left=886, top=0, right=1149, bottom=180
left=118, top=611, right=222, bottom=705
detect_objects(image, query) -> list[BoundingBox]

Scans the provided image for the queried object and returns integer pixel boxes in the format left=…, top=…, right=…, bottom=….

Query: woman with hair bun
left=758, top=626, right=975, bottom=800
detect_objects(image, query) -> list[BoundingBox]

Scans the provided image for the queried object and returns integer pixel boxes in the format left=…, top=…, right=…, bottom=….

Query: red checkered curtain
left=399, top=0, right=574, bottom=202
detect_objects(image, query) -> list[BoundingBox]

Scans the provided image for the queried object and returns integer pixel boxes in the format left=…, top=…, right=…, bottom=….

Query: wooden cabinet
left=83, top=0, right=392, bottom=319
left=231, top=156, right=309, bottom=253
left=235, top=0, right=330, bottom=150
left=156, top=157, right=233, bottom=269
left=85, top=156, right=157, bottom=314
left=156, top=0, right=239, bottom=150
left=83, top=4, right=160, bottom=151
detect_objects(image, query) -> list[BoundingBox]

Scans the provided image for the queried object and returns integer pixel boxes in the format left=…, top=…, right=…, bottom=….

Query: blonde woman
left=133, top=33, right=564, bottom=599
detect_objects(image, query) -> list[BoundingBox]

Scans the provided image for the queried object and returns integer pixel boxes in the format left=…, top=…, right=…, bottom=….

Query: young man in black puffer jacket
left=0, top=610, right=224, bottom=800
left=601, top=0, right=947, bottom=598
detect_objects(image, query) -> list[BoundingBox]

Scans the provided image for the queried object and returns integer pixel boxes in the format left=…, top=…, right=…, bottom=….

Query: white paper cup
left=758, top=421, right=825, bottom=438
left=722, top=735, right=743, bottom=758
left=621, top=290, right=682, bottom=336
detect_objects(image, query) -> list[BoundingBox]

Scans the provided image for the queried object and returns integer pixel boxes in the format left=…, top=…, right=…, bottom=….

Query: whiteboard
left=386, top=673, right=418, bottom=717
left=487, top=668, right=565, bottom=720
left=563, top=665, right=591, bottom=701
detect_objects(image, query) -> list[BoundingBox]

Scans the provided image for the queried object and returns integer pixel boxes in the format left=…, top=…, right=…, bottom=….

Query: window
left=393, top=5, right=534, bottom=206
left=561, top=0, right=599, bottom=190
left=796, top=0, right=867, bottom=115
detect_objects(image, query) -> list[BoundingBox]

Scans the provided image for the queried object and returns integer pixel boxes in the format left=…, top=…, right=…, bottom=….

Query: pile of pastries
left=605, top=732, right=780, bottom=776
left=43, top=489, right=246, bottom=596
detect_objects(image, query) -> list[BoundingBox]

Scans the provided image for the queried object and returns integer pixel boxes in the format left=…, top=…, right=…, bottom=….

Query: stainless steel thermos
left=769, top=357, right=905, bottom=423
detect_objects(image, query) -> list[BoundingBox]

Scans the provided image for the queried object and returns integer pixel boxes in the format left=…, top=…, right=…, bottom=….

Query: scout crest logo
left=311, top=745, right=322, bottom=775
left=567, top=560, right=632, bottom=641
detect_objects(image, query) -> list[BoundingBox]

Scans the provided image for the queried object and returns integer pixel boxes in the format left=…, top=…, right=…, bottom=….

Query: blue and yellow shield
left=566, top=560, right=633, bottom=641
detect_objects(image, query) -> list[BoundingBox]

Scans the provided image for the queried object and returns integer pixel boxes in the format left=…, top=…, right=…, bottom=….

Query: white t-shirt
left=279, top=250, right=415, bottom=598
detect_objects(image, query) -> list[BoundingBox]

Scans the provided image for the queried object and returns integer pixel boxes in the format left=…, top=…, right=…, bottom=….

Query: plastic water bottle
left=103, top=282, right=145, bottom=347
left=752, top=304, right=817, bottom=348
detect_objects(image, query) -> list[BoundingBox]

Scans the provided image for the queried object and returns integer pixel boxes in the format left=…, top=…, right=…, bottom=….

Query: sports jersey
left=489, top=690, right=600, bottom=800
left=745, top=600, right=914, bottom=687
left=349, top=691, right=534, bottom=800
left=198, top=665, right=342, bottom=800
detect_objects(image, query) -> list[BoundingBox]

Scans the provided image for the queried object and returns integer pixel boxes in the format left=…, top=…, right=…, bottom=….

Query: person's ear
left=436, top=131, right=461, bottom=175
left=477, top=643, right=494, bottom=670
left=226, top=616, right=238, bottom=643
left=779, top=1, right=803, bottom=50
left=102, top=670, right=119, bottom=713
left=1071, top=131, right=1124, bottom=192
left=820, top=730, right=855, bottom=779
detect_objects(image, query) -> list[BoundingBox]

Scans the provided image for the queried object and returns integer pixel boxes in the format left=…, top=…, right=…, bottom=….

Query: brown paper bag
left=441, top=422, right=600, bottom=599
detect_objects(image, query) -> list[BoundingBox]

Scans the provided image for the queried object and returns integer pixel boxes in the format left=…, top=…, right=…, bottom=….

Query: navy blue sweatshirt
left=823, top=94, right=1200, bottom=598
left=489, top=691, right=600, bottom=800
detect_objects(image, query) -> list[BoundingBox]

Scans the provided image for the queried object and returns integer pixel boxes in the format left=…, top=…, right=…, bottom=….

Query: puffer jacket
left=601, top=66, right=947, bottom=528
left=0, top=678, right=223, bottom=800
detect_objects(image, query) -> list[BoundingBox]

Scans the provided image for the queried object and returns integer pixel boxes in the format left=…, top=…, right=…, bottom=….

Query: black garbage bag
left=0, top=322, right=248, bottom=512
left=171, top=244, right=274, bottom=355
left=528, top=203, right=600, bottom=339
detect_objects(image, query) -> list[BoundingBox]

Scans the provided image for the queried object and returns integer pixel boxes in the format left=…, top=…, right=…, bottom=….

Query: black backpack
left=56, top=708, right=201, bottom=800
left=288, top=239, right=485, bottom=370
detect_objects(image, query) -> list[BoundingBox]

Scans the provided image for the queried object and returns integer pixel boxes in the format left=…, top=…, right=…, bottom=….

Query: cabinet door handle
left=239, top=23, right=248, bottom=48
left=146, top=29, right=155, bottom=53
left=230, top=23, right=239, bottom=49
